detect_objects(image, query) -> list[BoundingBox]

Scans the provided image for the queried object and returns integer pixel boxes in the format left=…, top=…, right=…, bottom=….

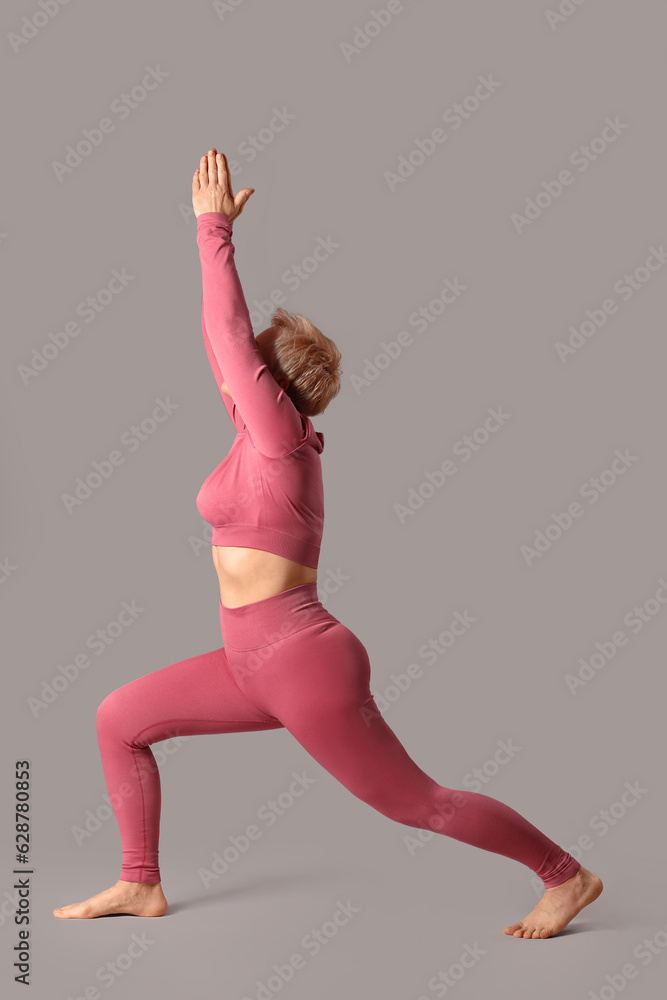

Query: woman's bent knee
left=96, top=685, right=131, bottom=737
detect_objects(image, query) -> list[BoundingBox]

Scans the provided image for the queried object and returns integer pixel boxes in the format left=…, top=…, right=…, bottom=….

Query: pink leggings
left=96, top=582, right=580, bottom=888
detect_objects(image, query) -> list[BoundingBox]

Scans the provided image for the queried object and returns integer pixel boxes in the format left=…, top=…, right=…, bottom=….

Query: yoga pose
left=54, top=148, right=603, bottom=937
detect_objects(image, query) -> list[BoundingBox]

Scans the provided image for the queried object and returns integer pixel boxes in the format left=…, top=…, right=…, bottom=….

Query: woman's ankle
left=118, top=878, right=162, bottom=888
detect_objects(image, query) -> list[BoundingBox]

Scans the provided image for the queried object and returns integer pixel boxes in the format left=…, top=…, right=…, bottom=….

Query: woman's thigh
left=96, top=645, right=284, bottom=747
left=228, top=620, right=437, bottom=810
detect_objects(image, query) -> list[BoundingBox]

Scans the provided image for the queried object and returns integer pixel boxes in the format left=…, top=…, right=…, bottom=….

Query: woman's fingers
left=199, top=153, right=208, bottom=184
left=195, top=148, right=244, bottom=216
left=217, top=152, right=232, bottom=195
left=207, top=148, right=217, bottom=184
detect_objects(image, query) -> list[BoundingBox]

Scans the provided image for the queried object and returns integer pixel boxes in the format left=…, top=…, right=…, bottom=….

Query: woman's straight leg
left=95, top=645, right=284, bottom=884
left=232, top=617, right=580, bottom=888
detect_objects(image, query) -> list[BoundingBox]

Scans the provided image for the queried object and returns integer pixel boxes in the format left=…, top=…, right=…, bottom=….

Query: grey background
left=2, top=0, right=666, bottom=996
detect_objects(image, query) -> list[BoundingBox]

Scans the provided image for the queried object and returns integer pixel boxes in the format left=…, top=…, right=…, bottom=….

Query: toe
left=539, top=928, right=550, bottom=939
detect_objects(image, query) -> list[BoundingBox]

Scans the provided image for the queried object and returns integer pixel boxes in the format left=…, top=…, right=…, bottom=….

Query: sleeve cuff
left=196, top=211, right=233, bottom=231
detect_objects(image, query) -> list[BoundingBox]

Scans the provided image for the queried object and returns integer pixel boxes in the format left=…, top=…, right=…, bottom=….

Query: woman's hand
left=192, top=147, right=255, bottom=222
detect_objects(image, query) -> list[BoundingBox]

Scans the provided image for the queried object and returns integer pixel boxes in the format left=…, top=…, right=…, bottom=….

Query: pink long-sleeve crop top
left=195, top=212, right=325, bottom=570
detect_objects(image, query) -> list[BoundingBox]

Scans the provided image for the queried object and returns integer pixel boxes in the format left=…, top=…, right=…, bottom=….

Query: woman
left=54, top=148, right=603, bottom=938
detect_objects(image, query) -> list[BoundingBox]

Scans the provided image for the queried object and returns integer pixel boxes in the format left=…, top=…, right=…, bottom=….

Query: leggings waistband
left=219, top=582, right=334, bottom=651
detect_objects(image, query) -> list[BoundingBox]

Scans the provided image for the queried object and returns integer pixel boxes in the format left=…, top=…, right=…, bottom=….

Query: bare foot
left=504, top=866, right=603, bottom=939
left=53, top=880, right=167, bottom=919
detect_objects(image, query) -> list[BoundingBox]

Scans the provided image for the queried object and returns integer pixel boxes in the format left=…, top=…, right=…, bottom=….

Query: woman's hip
left=218, top=581, right=337, bottom=651
left=218, top=583, right=372, bottom=715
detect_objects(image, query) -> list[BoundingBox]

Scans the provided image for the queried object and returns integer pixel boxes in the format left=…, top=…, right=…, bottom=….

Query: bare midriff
left=212, top=545, right=317, bottom=608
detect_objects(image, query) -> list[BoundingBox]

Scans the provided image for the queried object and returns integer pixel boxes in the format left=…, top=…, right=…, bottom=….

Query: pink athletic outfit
left=95, top=211, right=580, bottom=890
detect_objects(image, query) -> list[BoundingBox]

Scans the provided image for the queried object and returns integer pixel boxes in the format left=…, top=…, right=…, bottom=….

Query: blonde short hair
left=266, top=307, right=342, bottom=417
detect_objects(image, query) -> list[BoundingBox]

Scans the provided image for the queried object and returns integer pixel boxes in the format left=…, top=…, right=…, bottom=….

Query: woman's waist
left=212, top=544, right=317, bottom=609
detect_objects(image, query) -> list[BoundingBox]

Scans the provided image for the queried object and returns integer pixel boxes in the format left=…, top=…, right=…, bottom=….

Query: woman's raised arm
left=200, top=298, right=246, bottom=434
left=193, top=150, right=306, bottom=458
left=196, top=212, right=305, bottom=457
